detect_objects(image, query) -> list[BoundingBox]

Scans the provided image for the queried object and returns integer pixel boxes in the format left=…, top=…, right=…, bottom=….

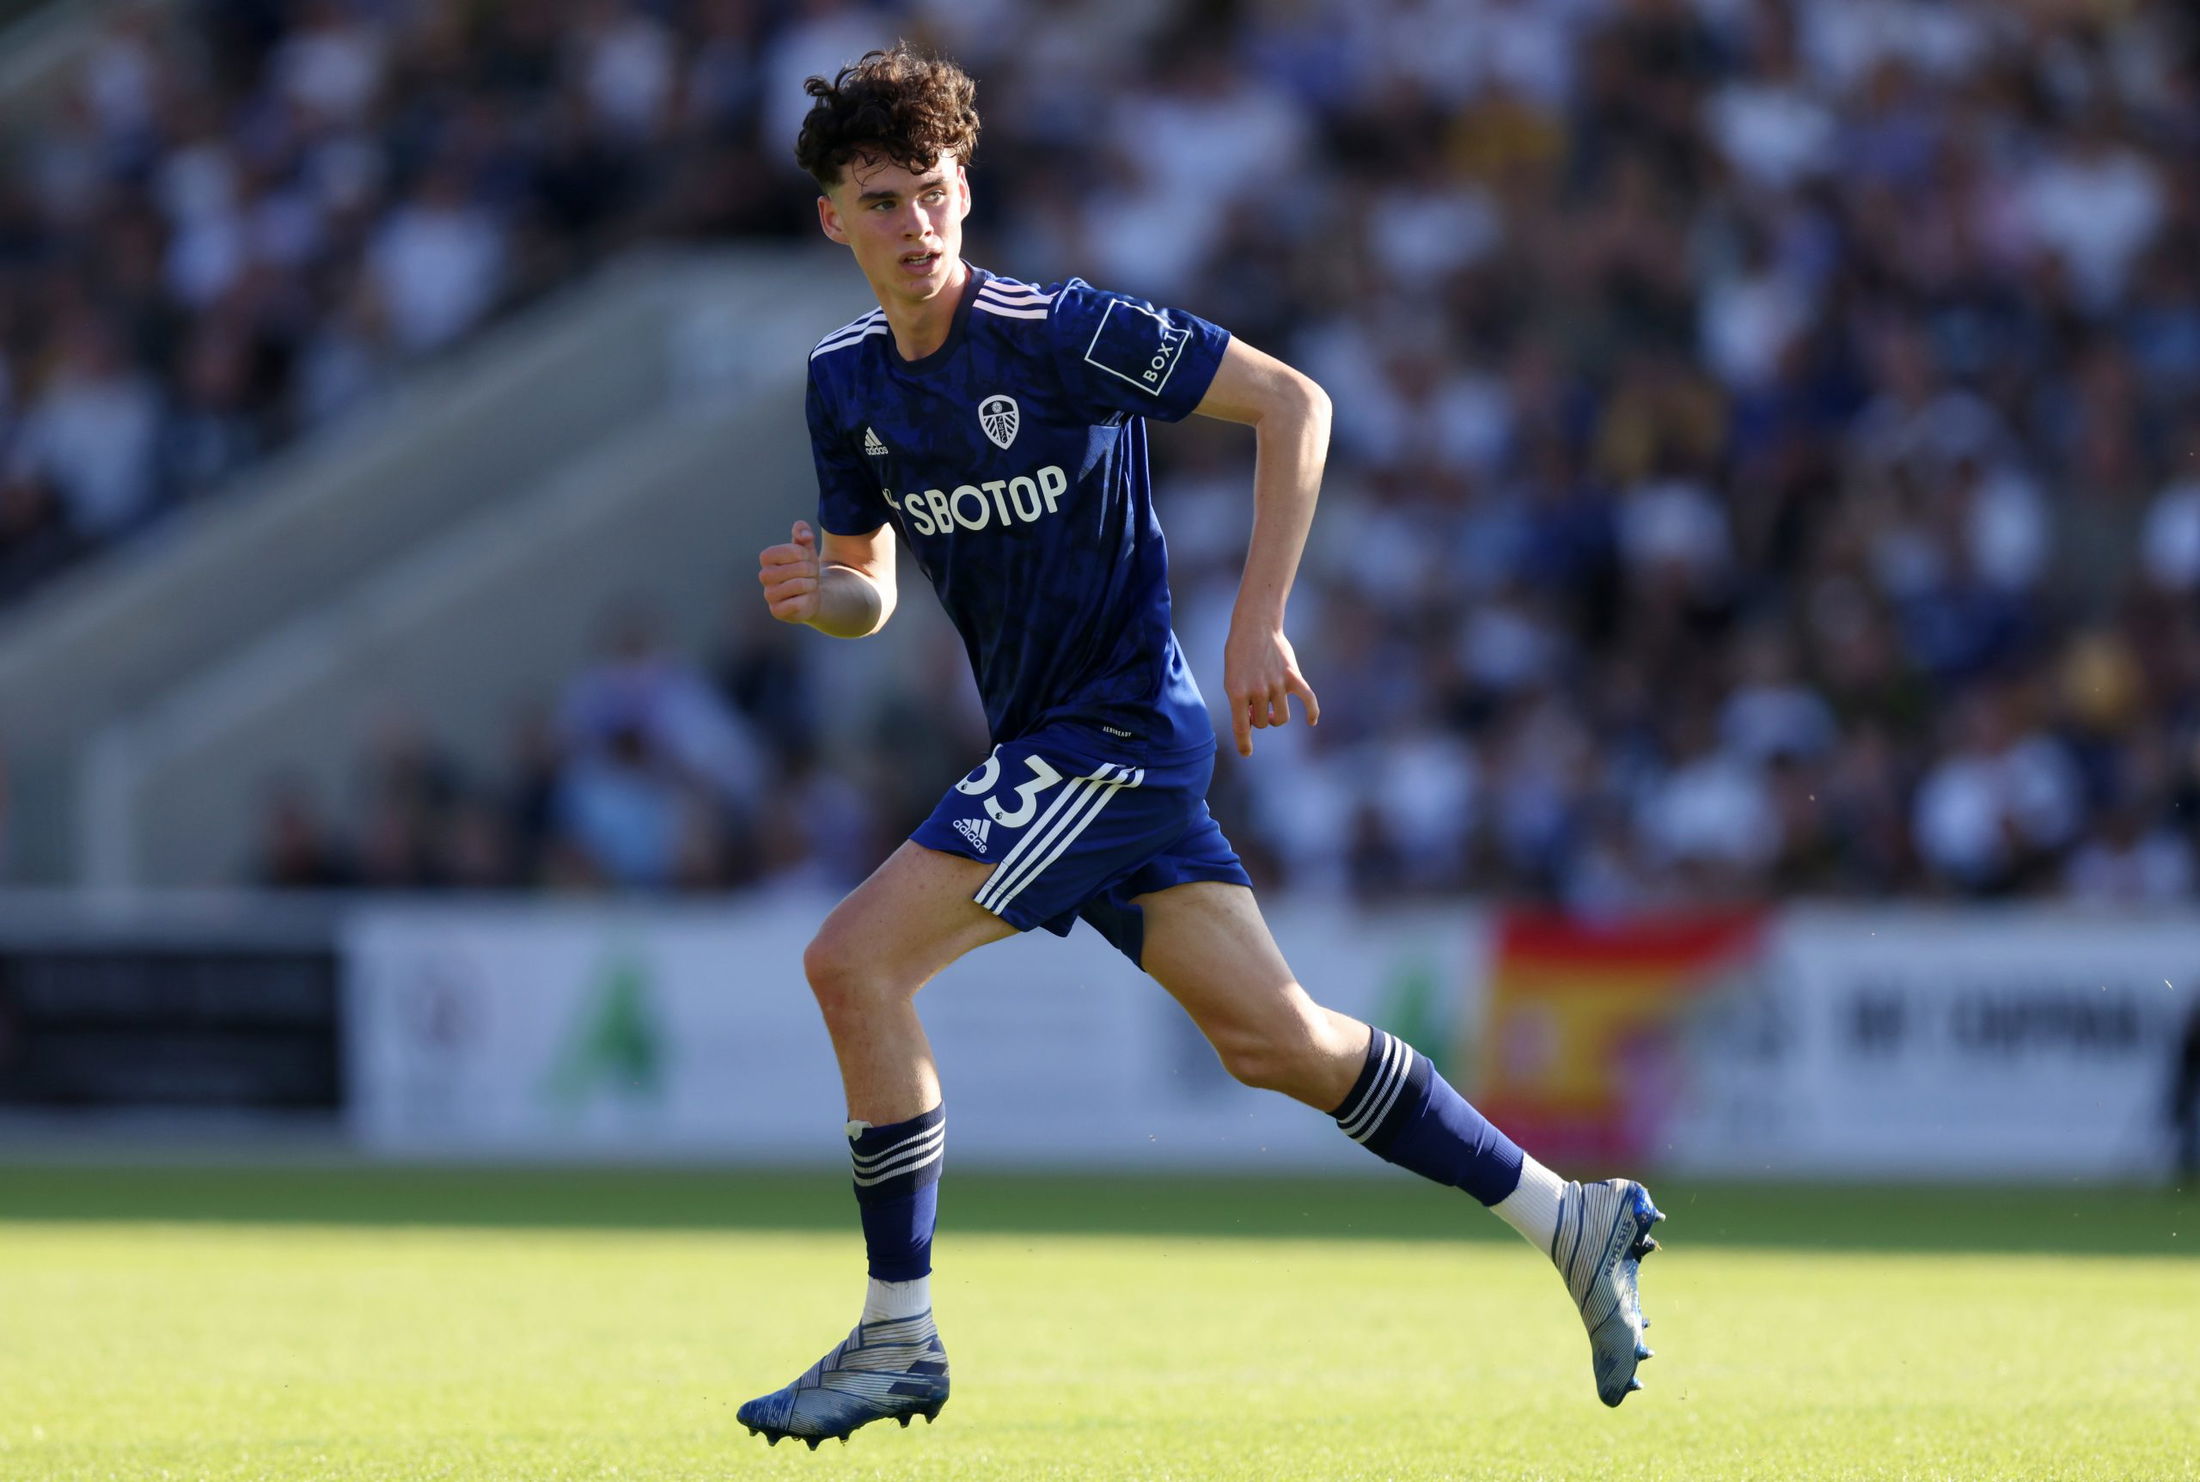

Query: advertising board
left=344, top=900, right=2196, bottom=1180
left=343, top=898, right=1484, bottom=1165
left=0, top=941, right=340, bottom=1110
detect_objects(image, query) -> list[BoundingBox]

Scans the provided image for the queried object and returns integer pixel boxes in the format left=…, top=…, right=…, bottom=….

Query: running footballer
left=738, top=46, right=1663, bottom=1449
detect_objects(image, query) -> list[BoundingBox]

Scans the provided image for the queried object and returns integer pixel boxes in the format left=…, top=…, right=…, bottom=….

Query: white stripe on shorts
left=969, top=765, right=1116, bottom=913
left=976, top=765, right=1142, bottom=914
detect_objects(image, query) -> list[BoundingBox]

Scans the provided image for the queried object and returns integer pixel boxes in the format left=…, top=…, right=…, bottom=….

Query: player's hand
left=1223, top=621, right=1320, bottom=758
left=759, top=521, right=822, bottom=624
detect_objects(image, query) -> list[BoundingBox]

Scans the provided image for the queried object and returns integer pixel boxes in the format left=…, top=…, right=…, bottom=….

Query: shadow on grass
left=0, top=1165, right=2192, bottom=1256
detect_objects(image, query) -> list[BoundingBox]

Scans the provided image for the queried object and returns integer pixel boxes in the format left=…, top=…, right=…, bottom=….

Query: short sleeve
left=1045, top=278, right=1231, bottom=424
left=808, top=369, right=887, bottom=536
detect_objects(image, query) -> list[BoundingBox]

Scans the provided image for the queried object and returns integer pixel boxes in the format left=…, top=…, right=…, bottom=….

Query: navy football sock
left=848, top=1104, right=944, bottom=1282
left=1332, top=1028, right=1524, bottom=1205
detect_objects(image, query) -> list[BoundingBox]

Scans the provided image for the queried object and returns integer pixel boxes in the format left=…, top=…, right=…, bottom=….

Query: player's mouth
left=899, top=248, right=942, bottom=278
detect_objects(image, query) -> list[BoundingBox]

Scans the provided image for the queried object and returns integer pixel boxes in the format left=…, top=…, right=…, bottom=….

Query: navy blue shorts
left=911, top=724, right=1251, bottom=965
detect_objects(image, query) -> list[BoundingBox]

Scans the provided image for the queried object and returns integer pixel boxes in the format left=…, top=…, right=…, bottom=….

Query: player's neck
left=876, top=257, right=971, bottom=362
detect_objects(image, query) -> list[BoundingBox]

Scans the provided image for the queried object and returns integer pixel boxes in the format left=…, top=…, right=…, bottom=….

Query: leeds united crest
left=979, top=394, right=1019, bottom=450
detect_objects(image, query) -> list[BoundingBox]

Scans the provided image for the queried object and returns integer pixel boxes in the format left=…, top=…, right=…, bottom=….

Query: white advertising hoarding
left=1666, top=911, right=2196, bottom=1180
left=344, top=900, right=2195, bottom=1180
left=342, top=896, right=1484, bottom=1165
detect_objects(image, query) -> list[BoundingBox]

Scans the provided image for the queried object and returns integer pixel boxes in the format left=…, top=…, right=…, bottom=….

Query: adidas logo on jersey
left=952, top=816, right=992, bottom=853
left=863, top=426, right=888, bottom=457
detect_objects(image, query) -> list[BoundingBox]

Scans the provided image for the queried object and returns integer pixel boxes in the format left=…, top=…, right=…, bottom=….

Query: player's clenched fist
left=759, top=521, right=822, bottom=624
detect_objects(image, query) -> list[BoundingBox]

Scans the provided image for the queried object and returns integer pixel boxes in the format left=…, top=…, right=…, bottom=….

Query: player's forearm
left=808, top=563, right=895, bottom=638
left=1233, top=378, right=1331, bottom=627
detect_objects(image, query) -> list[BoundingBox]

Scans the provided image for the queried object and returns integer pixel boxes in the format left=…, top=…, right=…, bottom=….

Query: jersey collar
left=887, top=262, right=986, bottom=374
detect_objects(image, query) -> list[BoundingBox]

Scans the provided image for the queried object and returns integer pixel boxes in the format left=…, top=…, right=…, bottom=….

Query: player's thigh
left=809, top=840, right=1018, bottom=997
left=1130, top=880, right=1330, bottom=1043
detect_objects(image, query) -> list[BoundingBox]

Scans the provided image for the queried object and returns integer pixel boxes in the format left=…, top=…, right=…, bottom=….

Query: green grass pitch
left=1, top=1168, right=2194, bottom=1480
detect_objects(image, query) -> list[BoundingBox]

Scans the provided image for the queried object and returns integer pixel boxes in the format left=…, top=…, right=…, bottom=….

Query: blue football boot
left=738, top=1311, right=950, bottom=1449
left=1550, top=1178, right=1664, bottom=1406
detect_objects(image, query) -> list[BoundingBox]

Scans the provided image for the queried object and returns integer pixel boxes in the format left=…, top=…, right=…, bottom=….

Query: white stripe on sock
left=850, top=1123, right=945, bottom=1170
left=1339, top=1033, right=1407, bottom=1141
left=1352, top=1044, right=1416, bottom=1142
left=851, top=1140, right=946, bottom=1187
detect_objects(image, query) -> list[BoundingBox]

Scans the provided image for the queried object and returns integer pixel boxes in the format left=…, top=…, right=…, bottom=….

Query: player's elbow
left=840, top=585, right=895, bottom=638
left=851, top=562, right=897, bottom=634
left=1256, top=366, right=1330, bottom=438
left=1293, top=370, right=1332, bottom=428
left=814, top=566, right=896, bottom=638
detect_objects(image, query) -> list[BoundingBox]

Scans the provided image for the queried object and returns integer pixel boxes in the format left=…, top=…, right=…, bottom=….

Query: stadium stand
left=0, top=0, right=2196, bottom=905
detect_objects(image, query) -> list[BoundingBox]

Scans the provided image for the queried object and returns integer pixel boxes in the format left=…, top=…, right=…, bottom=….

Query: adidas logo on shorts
left=952, top=817, right=991, bottom=853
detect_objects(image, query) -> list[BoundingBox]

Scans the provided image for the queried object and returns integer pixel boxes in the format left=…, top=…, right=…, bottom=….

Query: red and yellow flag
left=1474, top=912, right=1764, bottom=1165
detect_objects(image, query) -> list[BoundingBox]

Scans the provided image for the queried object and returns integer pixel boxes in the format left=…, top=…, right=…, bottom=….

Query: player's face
left=818, top=152, right=970, bottom=305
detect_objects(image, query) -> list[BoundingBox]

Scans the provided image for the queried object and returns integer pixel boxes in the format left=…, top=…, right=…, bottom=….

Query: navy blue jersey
left=805, top=267, right=1231, bottom=757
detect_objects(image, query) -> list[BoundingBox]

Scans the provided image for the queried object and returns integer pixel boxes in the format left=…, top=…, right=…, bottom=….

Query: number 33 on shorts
left=915, top=728, right=1240, bottom=945
left=953, top=748, right=1065, bottom=828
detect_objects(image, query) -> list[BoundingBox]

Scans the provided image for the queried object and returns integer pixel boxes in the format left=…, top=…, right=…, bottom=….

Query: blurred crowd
left=255, top=596, right=909, bottom=894
left=31, top=0, right=2196, bottom=905
left=0, top=0, right=810, bottom=601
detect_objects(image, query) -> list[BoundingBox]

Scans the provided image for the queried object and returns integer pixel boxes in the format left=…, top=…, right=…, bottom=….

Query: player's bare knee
left=1217, top=1045, right=1294, bottom=1094
left=1209, top=1021, right=1316, bottom=1097
left=803, top=929, right=893, bottom=1019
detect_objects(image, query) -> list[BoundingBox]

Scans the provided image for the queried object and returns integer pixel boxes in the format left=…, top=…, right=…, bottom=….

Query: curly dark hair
left=794, top=45, right=981, bottom=191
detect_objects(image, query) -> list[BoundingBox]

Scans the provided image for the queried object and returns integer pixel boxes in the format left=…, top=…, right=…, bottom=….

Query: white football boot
left=1549, top=1178, right=1664, bottom=1406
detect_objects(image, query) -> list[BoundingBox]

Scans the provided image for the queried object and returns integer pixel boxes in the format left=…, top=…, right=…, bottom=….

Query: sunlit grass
left=0, top=1171, right=2193, bottom=1480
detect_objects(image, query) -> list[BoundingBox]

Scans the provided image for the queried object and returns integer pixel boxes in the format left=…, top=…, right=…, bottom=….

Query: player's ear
left=955, top=161, right=972, bottom=222
left=817, top=192, right=850, bottom=247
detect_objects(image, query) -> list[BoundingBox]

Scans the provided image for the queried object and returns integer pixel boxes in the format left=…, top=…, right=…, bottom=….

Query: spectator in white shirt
left=559, top=607, right=764, bottom=811
left=367, top=164, right=505, bottom=356
left=9, top=319, right=163, bottom=540
left=272, top=0, right=387, bottom=127
left=2017, top=109, right=2165, bottom=315
left=1912, top=689, right=2083, bottom=893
